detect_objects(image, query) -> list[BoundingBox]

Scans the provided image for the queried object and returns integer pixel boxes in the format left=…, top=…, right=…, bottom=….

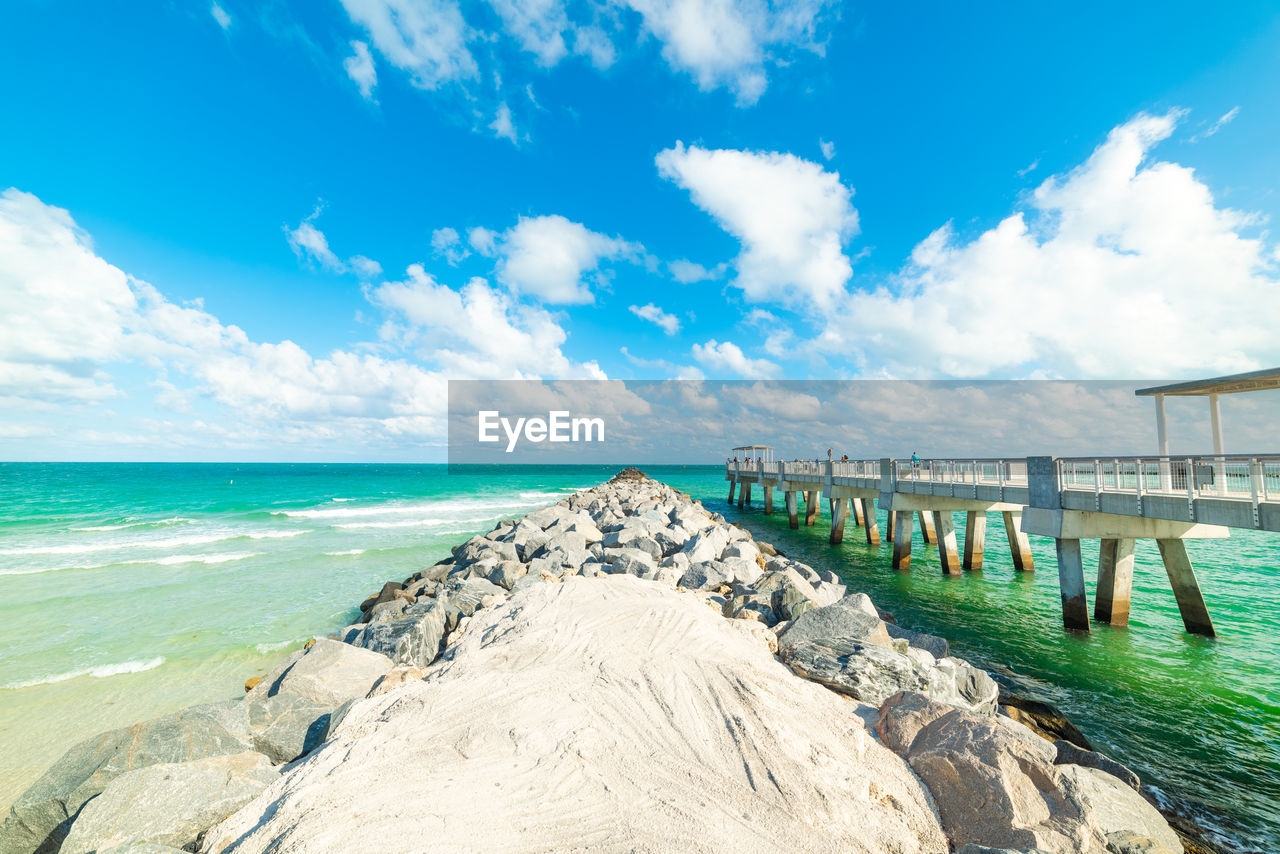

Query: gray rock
left=246, top=693, right=333, bottom=763
left=486, top=560, right=528, bottom=590
left=358, top=580, right=403, bottom=613
left=1054, top=740, right=1141, bottom=791
left=252, top=638, right=392, bottom=707
left=926, top=656, right=999, bottom=715
left=678, top=560, right=733, bottom=590
left=722, top=593, right=778, bottom=625
left=776, top=596, right=893, bottom=653
left=874, top=691, right=955, bottom=755
left=885, top=623, right=950, bottom=659
left=722, top=556, right=762, bottom=586
left=608, top=548, right=658, bottom=579
left=0, top=706, right=253, bottom=854
left=97, top=843, right=188, bottom=853
left=811, top=579, right=846, bottom=606
left=782, top=638, right=929, bottom=706
left=365, top=597, right=408, bottom=623
left=442, top=578, right=507, bottom=629
left=653, top=527, right=689, bottom=557
left=352, top=597, right=447, bottom=668
left=59, top=752, right=279, bottom=854
left=534, top=530, right=587, bottom=560
left=681, top=527, right=730, bottom=563
left=906, top=710, right=1181, bottom=853
left=721, top=541, right=760, bottom=562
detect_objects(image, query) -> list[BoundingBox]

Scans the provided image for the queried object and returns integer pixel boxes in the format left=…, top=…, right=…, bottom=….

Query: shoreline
left=0, top=470, right=1220, bottom=853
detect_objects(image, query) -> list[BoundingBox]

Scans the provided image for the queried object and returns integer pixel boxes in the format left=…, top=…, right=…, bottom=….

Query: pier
left=724, top=368, right=1280, bottom=638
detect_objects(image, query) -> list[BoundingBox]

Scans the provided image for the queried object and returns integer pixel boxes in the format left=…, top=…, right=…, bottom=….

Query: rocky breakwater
left=2, top=470, right=1184, bottom=854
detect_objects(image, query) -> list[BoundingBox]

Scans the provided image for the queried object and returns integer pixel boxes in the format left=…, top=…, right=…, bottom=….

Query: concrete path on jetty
left=3, top=470, right=1184, bottom=854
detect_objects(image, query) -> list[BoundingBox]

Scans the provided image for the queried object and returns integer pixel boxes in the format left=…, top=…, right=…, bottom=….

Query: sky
left=1, top=0, right=1279, bottom=461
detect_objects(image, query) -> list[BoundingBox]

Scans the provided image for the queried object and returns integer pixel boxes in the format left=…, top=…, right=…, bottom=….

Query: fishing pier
left=724, top=370, right=1280, bottom=637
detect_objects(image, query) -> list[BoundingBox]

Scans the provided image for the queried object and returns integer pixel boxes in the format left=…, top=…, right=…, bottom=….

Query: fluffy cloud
left=691, top=339, right=780, bottom=378
left=338, top=0, right=828, bottom=106
left=668, top=259, right=725, bottom=283
left=369, top=266, right=605, bottom=378
left=490, top=102, right=517, bottom=144
left=629, top=302, right=680, bottom=335
left=495, top=214, right=641, bottom=304
left=836, top=111, right=1280, bottom=378
left=344, top=40, right=378, bottom=100
left=657, top=142, right=858, bottom=309
left=0, top=188, right=606, bottom=453
left=431, top=226, right=470, bottom=265
left=624, top=0, right=829, bottom=104
left=339, top=0, right=476, bottom=90
left=285, top=210, right=381, bottom=278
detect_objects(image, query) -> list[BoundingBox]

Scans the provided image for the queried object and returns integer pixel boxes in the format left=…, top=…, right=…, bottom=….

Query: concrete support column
left=885, top=506, right=896, bottom=543
left=935, top=511, right=961, bottom=576
left=728, top=481, right=736, bottom=504
left=1156, top=394, right=1172, bottom=491
left=918, top=511, right=937, bottom=544
left=852, top=498, right=865, bottom=526
left=785, top=491, right=798, bottom=529
left=805, top=491, right=820, bottom=526
left=1002, top=511, right=1035, bottom=572
left=763, top=485, right=773, bottom=516
left=743, top=482, right=752, bottom=507
left=829, top=498, right=848, bottom=545
left=891, top=511, right=912, bottom=570
left=737, top=481, right=746, bottom=508
left=862, top=498, right=881, bottom=546
left=1156, top=539, right=1216, bottom=636
left=1210, top=393, right=1226, bottom=495
left=962, top=511, right=986, bottom=571
left=1055, top=538, right=1091, bottom=632
left=1095, top=538, right=1135, bottom=626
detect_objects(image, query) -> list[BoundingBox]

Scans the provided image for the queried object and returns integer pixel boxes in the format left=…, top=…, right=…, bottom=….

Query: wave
left=273, top=492, right=564, bottom=521
left=3, top=657, right=165, bottom=691
left=324, top=549, right=367, bottom=556
left=149, top=552, right=263, bottom=566
left=245, top=530, right=308, bottom=540
left=254, top=639, right=304, bottom=654
left=71, top=517, right=192, bottom=532
left=0, top=528, right=304, bottom=557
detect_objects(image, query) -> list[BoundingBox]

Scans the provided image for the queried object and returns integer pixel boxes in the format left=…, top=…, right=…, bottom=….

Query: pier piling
left=1002, top=511, right=1035, bottom=572
left=805, top=491, right=820, bottom=526
left=935, top=511, right=962, bottom=575
left=830, top=498, right=848, bottom=545
left=963, top=511, right=986, bottom=571
left=1157, top=540, right=1216, bottom=637
left=918, top=511, right=938, bottom=544
left=786, top=491, right=798, bottom=529
left=862, top=498, right=881, bottom=546
left=1055, top=538, right=1091, bottom=632
left=892, top=511, right=912, bottom=570
left=1095, top=538, right=1135, bottom=626
left=728, top=481, right=735, bottom=504
left=763, top=485, right=773, bottom=516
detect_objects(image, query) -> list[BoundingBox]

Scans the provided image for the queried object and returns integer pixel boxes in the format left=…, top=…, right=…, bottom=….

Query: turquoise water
left=1, top=464, right=1276, bottom=851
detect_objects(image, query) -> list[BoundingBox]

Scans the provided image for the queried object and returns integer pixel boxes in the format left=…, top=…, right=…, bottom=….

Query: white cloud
left=431, top=226, right=470, bottom=265
left=495, top=214, right=641, bottom=304
left=573, top=25, right=616, bottom=69
left=619, top=346, right=704, bottom=379
left=369, top=266, right=605, bottom=378
left=487, top=0, right=570, bottom=66
left=819, top=138, right=835, bottom=160
left=285, top=209, right=382, bottom=277
left=344, top=40, right=378, bottom=100
left=339, top=0, right=477, bottom=90
left=211, top=2, right=231, bottom=30
left=1017, top=158, right=1040, bottom=177
left=490, top=102, right=518, bottom=144
left=467, top=226, right=498, bottom=256
left=835, top=111, right=1280, bottom=378
left=668, top=258, right=725, bottom=283
left=691, top=339, right=780, bottom=378
left=629, top=303, right=681, bottom=335
left=657, top=142, right=858, bottom=309
left=1191, top=106, right=1239, bottom=142
left=622, top=0, right=829, bottom=104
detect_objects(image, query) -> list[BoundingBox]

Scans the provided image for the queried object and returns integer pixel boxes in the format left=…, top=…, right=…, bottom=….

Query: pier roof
left=1135, top=367, right=1280, bottom=397
left=732, top=445, right=774, bottom=450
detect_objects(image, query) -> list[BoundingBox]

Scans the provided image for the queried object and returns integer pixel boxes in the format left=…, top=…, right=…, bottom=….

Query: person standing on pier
left=911, top=451, right=921, bottom=472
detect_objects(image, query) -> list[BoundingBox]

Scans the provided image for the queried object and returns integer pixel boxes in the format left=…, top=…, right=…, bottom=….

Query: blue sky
left=1, top=0, right=1279, bottom=460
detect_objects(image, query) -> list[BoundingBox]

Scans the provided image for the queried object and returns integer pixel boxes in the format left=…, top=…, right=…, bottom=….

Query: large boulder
left=59, top=752, right=278, bottom=854
left=776, top=596, right=893, bottom=653
left=905, top=709, right=1180, bottom=853
left=441, top=578, right=507, bottom=630
left=925, top=657, right=1000, bottom=715
left=886, top=623, right=950, bottom=660
left=782, top=639, right=928, bottom=707
left=245, top=692, right=332, bottom=763
left=607, top=548, right=658, bottom=580
left=249, top=638, right=392, bottom=707
left=0, top=705, right=253, bottom=854
left=681, top=527, right=731, bottom=563
left=1054, top=740, right=1141, bottom=791
left=874, top=691, right=956, bottom=755
left=677, top=560, right=733, bottom=590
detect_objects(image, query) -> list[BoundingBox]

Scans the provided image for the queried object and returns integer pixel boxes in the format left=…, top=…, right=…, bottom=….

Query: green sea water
left=0, top=463, right=1276, bottom=851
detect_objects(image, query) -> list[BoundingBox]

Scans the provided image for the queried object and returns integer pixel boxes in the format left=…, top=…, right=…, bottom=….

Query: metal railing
left=1058, top=455, right=1280, bottom=503
left=895, top=458, right=1028, bottom=486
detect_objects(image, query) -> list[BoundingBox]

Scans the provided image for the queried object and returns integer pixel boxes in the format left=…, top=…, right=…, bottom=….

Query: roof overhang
left=1135, top=367, right=1280, bottom=397
left=732, top=445, right=774, bottom=450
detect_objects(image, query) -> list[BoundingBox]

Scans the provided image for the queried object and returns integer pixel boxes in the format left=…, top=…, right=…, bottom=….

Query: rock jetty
left=1, top=472, right=1183, bottom=854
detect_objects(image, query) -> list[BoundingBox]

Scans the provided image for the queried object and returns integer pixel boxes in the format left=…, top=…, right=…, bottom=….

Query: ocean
left=0, top=463, right=1276, bottom=851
